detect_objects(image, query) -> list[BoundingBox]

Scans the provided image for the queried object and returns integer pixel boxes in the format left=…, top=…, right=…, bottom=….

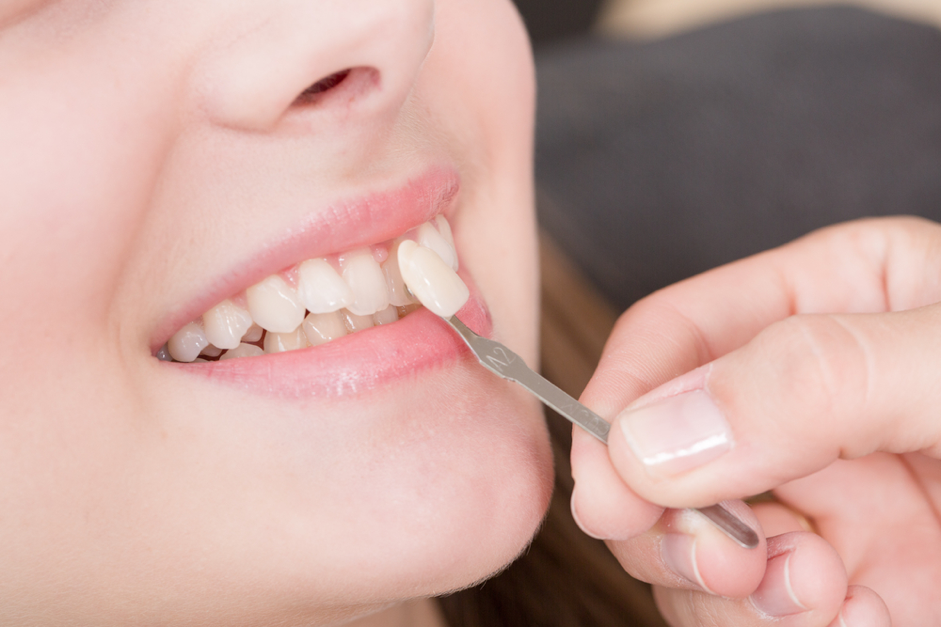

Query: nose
left=198, top=0, right=436, bottom=132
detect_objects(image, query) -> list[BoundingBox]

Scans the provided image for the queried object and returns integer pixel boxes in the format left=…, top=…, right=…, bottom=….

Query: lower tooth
left=168, top=322, right=209, bottom=363
left=264, top=327, right=309, bottom=354
left=373, top=305, right=399, bottom=325
left=200, top=344, right=224, bottom=358
left=242, top=324, right=264, bottom=343
left=219, top=343, right=265, bottom=360
left=303, top=311, right=348, bottom=346
left=341, top=309, right=374, bottom=333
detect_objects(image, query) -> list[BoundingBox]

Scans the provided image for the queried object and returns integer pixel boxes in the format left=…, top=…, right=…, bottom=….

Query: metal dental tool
left=445, top=315, right=759, bottom=550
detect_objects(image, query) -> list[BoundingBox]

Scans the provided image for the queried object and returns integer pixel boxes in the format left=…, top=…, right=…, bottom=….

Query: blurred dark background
left=512, top=0, right=604, bottom=46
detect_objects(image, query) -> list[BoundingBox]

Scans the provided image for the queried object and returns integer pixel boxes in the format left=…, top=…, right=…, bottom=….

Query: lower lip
left=181, top=292, right=492, bottom=399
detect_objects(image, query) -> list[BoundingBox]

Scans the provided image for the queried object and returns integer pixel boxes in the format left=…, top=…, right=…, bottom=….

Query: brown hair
left=437, top=235, right=667, bottom=627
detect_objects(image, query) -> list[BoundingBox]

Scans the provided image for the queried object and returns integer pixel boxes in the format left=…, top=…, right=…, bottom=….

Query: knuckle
left=757, top=315, right=869, bottom=434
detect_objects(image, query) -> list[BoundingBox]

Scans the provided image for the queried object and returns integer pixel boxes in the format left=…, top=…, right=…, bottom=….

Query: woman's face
left=0, top=1, right=552, bottom=624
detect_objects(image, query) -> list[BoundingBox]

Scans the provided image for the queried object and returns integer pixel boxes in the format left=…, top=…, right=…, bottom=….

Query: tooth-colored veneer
left=297, top=259, right=354, bottom=314
left=341, top=250, right=390, bottom=316
left=303, top=311, right=348, bottom=346
left=398, top=240, right=469, bottom=318
left=246, top=275, right=306, bottom=333
left=219, top=343, right=265, bottom=360
left=202, top=299, right=253, bottom=349
left=168, top=322, right=210, bottom=363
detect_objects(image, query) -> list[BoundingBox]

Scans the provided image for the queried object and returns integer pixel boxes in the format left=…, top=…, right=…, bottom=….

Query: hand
left=570, top=217, right=941, bottom=626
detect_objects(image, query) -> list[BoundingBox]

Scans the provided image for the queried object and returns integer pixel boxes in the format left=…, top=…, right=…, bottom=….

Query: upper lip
left=150, top=165, right=460, bottom=352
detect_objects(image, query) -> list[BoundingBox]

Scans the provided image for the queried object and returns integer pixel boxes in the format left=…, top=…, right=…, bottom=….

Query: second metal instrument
left=446, top=315, right=759, bottom=550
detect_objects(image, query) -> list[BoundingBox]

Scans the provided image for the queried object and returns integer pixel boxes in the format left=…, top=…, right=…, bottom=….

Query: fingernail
left=617, top=389, right=733, bottom=477
left=569, top=491, right=605, bottom=540
left=660, top=533, right=711, bottom=592
left=750, top=552, right=807, bottom=617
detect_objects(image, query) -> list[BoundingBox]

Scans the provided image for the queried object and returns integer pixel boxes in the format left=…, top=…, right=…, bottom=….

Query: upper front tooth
left=382, top=240, right=418, bottom=307
left=397, top=240, right=469, bottom=318
left=202, top=299, right=253, bottom=349
left=168, top=322, right=209, bottom=363
left=341, top=249, right=390, bottom=316
left=417, top=222, right=458, bottom=271
left=435, top=216, right=455, bottom=250
left=297, top=258, right=354, bottom=314
left=246, top=275, right=306, bottom=333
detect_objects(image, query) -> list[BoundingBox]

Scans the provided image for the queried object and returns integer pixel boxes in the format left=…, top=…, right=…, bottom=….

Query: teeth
left=373, top=305, right=399, bottom=325
left=202, top=299, right=253, bottom=349
left=243, top=324, right=264, bottom=343
left=341, top=309, right=375, bottom=333
left=382, top=240, right=419, bottom=307
left=397, top=240, right=469, bottom=318
left=341, top=249, right=390, bottom=316
left=200, top=344, right=224, bottom=358
left=435, top=216, right=455, bottom=250
left=417, top=221, right=458, bottom=271
left=168, top=322, right=210, bottom=363
left=297, top=258, right=354, bottom=314
left=303, top=311, right=348, bottom=346
left=246, top=275, right=306, bottom=333
left=264, top=326, right=309, bottom=354
left=219, top=343, right=265, bottom=360
left=166, top=215, right=462, bottom=363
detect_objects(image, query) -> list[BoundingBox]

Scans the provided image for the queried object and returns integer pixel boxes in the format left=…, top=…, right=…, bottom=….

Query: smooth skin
left=572, top=216, right=941, bottom=625
left=0, top=1, right=551, bottom=625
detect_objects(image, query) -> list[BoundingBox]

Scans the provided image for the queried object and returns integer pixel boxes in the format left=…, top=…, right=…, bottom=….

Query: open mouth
left=158, top=215, right=468, bottom=363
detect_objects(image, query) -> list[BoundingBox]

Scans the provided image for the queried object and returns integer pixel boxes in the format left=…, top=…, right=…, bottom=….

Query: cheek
left=0, top=24, right=178, bottom=348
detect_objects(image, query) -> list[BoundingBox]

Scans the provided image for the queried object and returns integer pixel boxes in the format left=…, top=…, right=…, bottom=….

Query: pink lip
left=181, top=285, right=492, bottom=398
left=152, top=166, right=460, bottom=352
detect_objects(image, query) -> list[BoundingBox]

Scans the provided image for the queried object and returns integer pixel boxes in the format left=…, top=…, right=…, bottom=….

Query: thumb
left=605, top=304, right=941, bottom=508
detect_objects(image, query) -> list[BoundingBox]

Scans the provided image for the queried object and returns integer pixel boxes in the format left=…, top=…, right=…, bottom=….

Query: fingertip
left=751, top=532, right=846, bottom=619
left=570, top=424, right=662, bottom=541
left=833, top=586, right=891, bottom=627
left=570, top=474, right=662, bottom=541
left=666, top=503, right=766, bottom=599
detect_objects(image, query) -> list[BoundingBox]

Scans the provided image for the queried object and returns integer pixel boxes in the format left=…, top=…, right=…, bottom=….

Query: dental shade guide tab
left=443, top=315, right=760, bottom=551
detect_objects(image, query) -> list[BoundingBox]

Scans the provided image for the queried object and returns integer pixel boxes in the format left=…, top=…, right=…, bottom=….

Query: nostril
left=293, top=69, right=352, bottom=105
